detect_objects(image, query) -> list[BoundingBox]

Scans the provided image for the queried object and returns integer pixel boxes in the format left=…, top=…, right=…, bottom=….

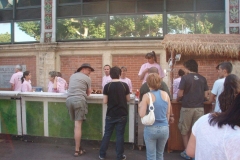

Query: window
left=14, top=20, right=41, bottom=42
left=57, top=16, right=106, bottom=41
left=0, top=22, right=11, bottom=43
left=110, top=14, right=163, bottom=39
left=0, top=0, right=41, bottom=44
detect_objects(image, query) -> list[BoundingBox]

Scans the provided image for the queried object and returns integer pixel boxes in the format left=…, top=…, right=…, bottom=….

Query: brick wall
left=0, top=56, right=36, bottom=90
left=60, top=55, right=102, bottom=90
left=112, top=54, right=161, bottom=94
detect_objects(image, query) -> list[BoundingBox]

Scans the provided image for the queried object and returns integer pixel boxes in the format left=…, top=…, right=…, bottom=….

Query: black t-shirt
left=179, top=73, right=208, bottom=108
left=103, top=81, right=130, bottom=117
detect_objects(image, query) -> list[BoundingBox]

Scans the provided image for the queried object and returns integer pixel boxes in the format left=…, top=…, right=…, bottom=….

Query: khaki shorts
left=178, top=107, right=204, bottom=135
left=66, top=97, right=88, bottom=121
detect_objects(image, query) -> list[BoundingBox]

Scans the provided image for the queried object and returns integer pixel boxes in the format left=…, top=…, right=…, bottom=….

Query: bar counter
left=0, top=91, right=135, bottom=143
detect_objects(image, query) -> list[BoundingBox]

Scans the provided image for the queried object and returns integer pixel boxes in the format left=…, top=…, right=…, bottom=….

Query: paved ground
left=0, top=138, right=184, bottom=160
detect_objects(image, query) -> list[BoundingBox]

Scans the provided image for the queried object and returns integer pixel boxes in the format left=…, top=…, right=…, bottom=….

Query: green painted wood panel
left=48, top=102, right=102, bottom=140
left=0, top=99, right=17, bottom=134
left=26, top=101, right=44, bottom=136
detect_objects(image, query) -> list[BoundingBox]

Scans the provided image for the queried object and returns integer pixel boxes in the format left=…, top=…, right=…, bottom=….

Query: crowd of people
left=9, top=65, right=68, bottom=93
left=8, top=52, right=240, bottom=160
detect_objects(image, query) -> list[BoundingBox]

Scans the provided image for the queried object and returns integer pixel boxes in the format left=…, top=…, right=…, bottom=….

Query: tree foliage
left=14, top=13, right=224, bottom=41
left=0, top=32, right=11, bottom=43
left=17, top=21, right=41, bottom=41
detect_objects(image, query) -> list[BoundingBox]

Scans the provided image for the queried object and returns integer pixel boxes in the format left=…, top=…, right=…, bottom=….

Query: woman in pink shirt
left=120, top=66, right=133, bottom=93
left=53, top=75, right=68, bottom=93
left=48, top=71, right=57, bottom=92
left=21, top=71, right=33, bottom=92
left=138, top=51, right=165, bottom=84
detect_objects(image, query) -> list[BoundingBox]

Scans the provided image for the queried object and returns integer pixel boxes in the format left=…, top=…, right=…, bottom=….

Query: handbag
left=141, top=92, right=155, bottom=125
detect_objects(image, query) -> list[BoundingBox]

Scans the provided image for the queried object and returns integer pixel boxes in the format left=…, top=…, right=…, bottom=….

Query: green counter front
left=0, top=91, right=22, bottom=136
left=20, top=92, right=135, bottom=143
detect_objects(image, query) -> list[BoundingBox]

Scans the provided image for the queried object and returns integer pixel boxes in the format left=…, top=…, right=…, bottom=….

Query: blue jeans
left=144, top=125, right=169, bottom=160
left=99, top=116, right=127, bottom=160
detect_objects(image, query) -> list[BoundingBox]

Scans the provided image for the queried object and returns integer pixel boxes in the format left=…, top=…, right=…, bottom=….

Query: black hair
left=219, top=62, right=232, bottom=74
left=178, top=69, right=185, bottom=76
left=218, top=74, right=240, bottom=112
left=183, top=59, right=198, bottom=73
left=145, top=51, right=157, bottom=63
left=110, top=66, right=121, bottom=79
left=21, top=71, right=30, bottom=83
left=209, top=93, right=240, bottom=129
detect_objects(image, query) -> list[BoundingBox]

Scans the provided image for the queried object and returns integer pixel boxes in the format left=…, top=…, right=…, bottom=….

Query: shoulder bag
left=141, top=92, right=155, bottom=125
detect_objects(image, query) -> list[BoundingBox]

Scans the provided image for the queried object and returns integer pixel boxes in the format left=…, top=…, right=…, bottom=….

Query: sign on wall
left=0, top=65, right=26, bottom=89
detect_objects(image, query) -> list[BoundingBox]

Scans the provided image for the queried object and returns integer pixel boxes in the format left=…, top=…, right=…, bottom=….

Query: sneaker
left=99, top=155, right=105, bottom=160
left=121, top=155, right=126, bottom=160
left=180, top=151, right=191, bottom=160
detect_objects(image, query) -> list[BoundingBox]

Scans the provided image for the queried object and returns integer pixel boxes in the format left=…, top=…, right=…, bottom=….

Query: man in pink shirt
left=102, top=65, right=112, bottom=89
left=9, top=65, right=23, bottom=91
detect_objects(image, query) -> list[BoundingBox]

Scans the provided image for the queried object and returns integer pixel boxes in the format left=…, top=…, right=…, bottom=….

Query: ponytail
left=21, top=76, right=24, bottom=83
left=152, top=51, right=157, bottom=63
left=22, top=71, right=30, bottom=83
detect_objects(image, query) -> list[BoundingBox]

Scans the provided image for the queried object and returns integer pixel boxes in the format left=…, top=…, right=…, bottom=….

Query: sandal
left=80, top=146, right=86, bottom=153
left=74, top=147, right=86, bottom=157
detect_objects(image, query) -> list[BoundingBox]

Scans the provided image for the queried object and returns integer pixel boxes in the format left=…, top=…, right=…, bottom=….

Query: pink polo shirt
left=173, top=77, right=181, bottom=99
left=9, top=72, right=23, bottom=91
left=120, top=77, right=133, bottom=93
left=48, top=81, right=54, bottom=92
left=21, top=79, right=32, bottom=92
left=102, top=75, right=112, bottom=88
left=138, top=62, right=165, bottom=84
left=56, top=77, right=68, bottom=93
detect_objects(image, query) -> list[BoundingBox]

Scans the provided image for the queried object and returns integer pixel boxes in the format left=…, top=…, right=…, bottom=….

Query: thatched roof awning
left=161, top=34, right=240, bottom=58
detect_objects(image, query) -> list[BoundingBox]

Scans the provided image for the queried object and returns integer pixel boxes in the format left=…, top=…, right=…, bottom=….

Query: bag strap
left=147, top=92, right=154, bottom=111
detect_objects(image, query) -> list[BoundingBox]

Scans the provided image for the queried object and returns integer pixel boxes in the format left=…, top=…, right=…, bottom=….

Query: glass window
left=0, top=9, right=13, bottom=21
left=166, top=0, right=193, bottom=12
left=0, top=22, right=11, bottom=43
left=0, top=0, right=13, bottom=9
left=59, top=0, right=80, bottom=4
left=137, top=0, right=164, bottom=13
left=57, top=4, right=81, bottom=17
left=109, top=0, right=135, bottom=14
left=14, top=21, right=40, bottom=42
left=195, top=12, right=225, bottom=34
left=83, top=0, right=106, bottom=2
left=110, top=14, right=163, bottom=39
left=16, top=8, right=41, bottom=20
left=196, top=0, right=225, bottom=11
left=167, top=13, right=194, bottom=34
left=83, top=1, right=107, bottom=15
left=17, top=0, right=41, bottom=7
left=56, top=16, right=106, bottom=41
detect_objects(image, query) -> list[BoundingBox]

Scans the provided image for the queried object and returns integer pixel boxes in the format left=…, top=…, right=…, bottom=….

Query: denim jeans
left=99, top=116, right=127, bottom=160
left=144, top=125, right=169, bottom=160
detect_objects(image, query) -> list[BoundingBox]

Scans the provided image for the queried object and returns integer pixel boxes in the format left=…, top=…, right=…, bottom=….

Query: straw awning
left=161, top=34, right=240, bottom=59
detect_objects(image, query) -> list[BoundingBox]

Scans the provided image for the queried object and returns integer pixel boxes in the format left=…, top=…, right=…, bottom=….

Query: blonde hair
left=146, top=73, right=162, bottom=90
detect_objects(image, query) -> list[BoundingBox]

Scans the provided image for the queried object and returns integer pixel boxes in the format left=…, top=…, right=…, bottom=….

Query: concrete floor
left=0, top=138, right=184, bottom=160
